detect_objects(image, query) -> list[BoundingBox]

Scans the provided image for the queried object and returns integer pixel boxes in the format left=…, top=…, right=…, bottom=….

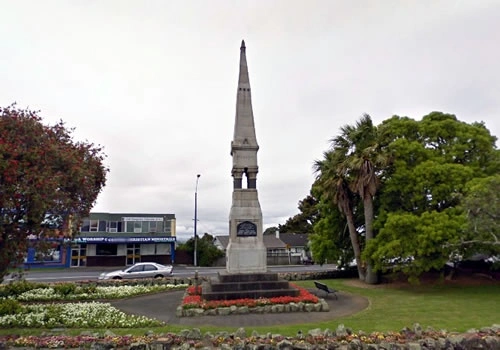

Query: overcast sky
left=1, top=1, right=499, bottom=241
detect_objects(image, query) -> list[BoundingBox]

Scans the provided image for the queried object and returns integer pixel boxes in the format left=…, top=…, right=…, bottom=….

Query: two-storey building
left=73, top=212, right=176, bottom=267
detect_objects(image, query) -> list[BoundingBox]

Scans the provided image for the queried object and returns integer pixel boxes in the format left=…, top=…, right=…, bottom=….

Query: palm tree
left=316, top=114, right=388, bottom=284
left=332, top=114, right=388, bottom=283
left=314, top=151, right=365, bottom=281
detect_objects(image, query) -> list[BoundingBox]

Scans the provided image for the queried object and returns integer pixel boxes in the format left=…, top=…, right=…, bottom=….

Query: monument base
left=226, top=240, right=266, bottom=274
left=201, top=272, right=300, bottom=301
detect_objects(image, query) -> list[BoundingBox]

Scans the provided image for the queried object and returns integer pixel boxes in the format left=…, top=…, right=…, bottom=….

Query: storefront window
left=96, top=244, right=117, bottom=256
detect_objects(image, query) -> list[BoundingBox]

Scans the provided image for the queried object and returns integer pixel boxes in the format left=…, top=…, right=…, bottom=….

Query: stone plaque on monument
left=237, top=221, right=257, bottom=236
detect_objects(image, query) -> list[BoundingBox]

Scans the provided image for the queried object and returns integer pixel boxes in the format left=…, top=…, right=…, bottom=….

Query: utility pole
left=194, top=174, right=201, bottom=267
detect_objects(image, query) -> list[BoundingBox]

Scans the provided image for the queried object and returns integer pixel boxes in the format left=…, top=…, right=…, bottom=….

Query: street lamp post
left=194, top=174, right=201, bottom=267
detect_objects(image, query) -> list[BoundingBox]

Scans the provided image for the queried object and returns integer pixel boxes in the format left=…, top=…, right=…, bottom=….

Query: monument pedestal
left=226, top=189, right=266, bottom=273
left=202, top=272, right=300, bottom=301
left=226, top=239, right=266, bottom=273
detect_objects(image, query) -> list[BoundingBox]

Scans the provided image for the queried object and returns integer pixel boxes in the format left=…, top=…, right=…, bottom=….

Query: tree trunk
left=345, top=210, right=365, bottom=281
left=363, top=195, right=378, bottom=284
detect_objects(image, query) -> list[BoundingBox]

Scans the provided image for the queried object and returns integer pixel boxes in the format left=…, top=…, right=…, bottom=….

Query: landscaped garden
left=0, top=275, right=498, bottom=349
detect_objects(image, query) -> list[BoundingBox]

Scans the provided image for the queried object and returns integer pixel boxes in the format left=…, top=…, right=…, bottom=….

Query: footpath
left=110, top=289, right=369, bottom=328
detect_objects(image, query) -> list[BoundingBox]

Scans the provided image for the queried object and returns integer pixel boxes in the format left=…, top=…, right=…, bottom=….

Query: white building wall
left=87, top=244, right=96, bottom=256
left=156, top=244, right=171, bottom=254
left=141, top=244, right=155, bottom=255
left=117, top=244, right=127, bottom=256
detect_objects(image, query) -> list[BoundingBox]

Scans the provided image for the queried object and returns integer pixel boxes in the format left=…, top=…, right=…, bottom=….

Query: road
left=4, top=264, right=337, bottom=283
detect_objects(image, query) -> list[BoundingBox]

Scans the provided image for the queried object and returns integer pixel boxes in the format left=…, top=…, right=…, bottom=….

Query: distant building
left=278, top=232, right=311, bottom=263
left=73, top=212, right=176, bottom=267
left=214, top=232, right=307, bottom=265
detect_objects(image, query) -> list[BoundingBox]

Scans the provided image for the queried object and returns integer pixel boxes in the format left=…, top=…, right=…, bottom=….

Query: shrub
left=0, top=280, right=46, bottom=298
left=53, top=283, right=77, bottom=296
left=0, top=299, right=22, bottom=316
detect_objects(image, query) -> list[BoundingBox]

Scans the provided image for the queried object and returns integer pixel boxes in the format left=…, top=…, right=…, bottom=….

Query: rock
left=304, top=303, right=315, bottom=312
left=217, top=307, right=231, bottom=316
left=184, top=308, right=204, bottom=317
left=104, top=330, right=116, bottom=337
left=235, top=327, right=247, bottom=339
left=484, top=335, right=500, bottom=349
left=128, top=342, right=147, bottom=350
left=308, top=328, right=323, bottom=337
left=204, top=308, right=217, bottom=316
left=312, top=302, right=322, bottom=312
left=175, top=305, right=184, bottom=317
left=253, top=306, right=265, bottom=313
left=186, top=328, right=202, bottom=340
left=178, top=329, right=191, bottom=338
left=90, top=342, right=114, bottom=350
left=413, top=323, right=423, bottom=337
left=348, top=338, right=362, bottom=349
left=320, top=299, right=329, bottom=312
left=276, top=339, right=294, bottom=349
left=336, top=324, right=348, bottom=337
left=251, top=330, right=261, bottom=338
left=236, top=306, right=249, bottom=314
left=408, top=342, right=422, bottom=350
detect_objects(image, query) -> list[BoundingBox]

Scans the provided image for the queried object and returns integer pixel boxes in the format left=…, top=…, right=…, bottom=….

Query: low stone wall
left=176, top=298, right=329, bottom=317
left=1, top=324, right=498, bottom=349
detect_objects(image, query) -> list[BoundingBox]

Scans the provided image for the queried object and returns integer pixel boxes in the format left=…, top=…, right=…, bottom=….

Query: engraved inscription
left=237, top=221, right=257, bottom=236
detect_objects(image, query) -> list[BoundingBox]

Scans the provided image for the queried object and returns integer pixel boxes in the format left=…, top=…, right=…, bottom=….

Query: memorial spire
left=233, top=39, right=258, bottom=148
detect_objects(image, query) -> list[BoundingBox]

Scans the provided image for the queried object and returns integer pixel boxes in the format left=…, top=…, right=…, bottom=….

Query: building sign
left=74, top=236, right=176, bottom=244
left=237, top=221, right=257, bottom=236
left=122, top=217, right=164, bottom=222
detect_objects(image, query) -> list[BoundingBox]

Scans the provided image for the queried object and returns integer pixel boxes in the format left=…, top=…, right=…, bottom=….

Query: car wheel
left=154, top=274, right=164, bottom=279
left=112, top=276, right=122, bottom=280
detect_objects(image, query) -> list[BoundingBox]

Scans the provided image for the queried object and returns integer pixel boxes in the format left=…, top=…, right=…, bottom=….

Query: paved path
left=110, top=288, right=369, bottom=328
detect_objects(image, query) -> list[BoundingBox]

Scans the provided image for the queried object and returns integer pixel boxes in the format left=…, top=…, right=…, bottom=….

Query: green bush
left=79, top=284, right=97, bottom=294
left=0, top=281, right=46, bottom=298
left=0, top=299, right=22, bottom=316
left=53, top=283, right=77, bottom=296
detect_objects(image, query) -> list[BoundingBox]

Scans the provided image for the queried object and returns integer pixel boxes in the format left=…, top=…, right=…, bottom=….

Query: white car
left=98, top=262, right=173, bottom=280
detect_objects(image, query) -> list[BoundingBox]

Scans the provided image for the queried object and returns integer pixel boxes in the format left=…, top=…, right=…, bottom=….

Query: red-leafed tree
left=0, top=105, right=108, bottom=280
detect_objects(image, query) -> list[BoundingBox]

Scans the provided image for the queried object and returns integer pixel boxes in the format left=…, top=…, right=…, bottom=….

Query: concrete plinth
left=226, top=240, right=266, bottom=273
left=201, top=272, right=300, bottom=301
left=227, top=189, right=266, bottom=274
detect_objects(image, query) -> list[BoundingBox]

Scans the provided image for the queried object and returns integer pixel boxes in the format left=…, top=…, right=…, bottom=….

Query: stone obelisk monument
left=226, top=40, right=267, bottom=273
left=200, top=42, right=299, bottom=300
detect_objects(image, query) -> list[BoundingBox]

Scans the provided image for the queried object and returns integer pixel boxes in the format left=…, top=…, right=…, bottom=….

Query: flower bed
left=177, top=284, right=329, bottom=317
left=0, top=280, right=188, bottom=302
left=0, top=301, right=164, bottom=328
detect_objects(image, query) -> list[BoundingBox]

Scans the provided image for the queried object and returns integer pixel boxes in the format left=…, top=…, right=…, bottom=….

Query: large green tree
left=278, top=194, right=319, bottom=233
left=461, top=175, right=500, bottom=257
left=179, top=233, right=224, bottom=267
left=0, top=105, right=107, bottom=280
left=366, top=112, right=499, bottom=281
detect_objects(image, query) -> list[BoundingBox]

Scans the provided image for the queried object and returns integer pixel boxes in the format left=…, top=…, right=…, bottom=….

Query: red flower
left=182, top=284, right=318, bottom=310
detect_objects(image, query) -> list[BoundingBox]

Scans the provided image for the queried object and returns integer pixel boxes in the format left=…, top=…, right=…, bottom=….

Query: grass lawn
left=1, top=277, right=498, bottom=337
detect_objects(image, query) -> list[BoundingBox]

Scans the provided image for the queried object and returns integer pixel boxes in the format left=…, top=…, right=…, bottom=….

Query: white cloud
left=1, top=0, right=499, bottom=241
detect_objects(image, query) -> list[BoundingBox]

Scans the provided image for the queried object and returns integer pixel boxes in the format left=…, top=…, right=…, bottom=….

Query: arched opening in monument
left=243, top=167, right=249, bottom=189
